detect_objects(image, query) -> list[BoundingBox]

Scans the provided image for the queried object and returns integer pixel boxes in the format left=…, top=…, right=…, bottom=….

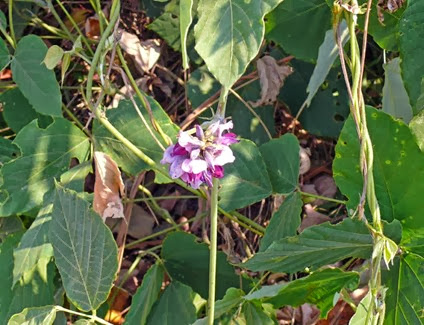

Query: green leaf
left=358, top=0, right=405, bottom=52
left=304, top=21, right=349, bottom=107
left=219, top=139, right=272, bottom=211
left=59, top=161, right=92, bottom=193
left=333, top=107, right=424, bottom=235
left=13, top=202, right=54, bottom=287
left=6, top=260, right=56, bottom=324
left=243, top=218, right=373, bottom=273
left=0, top=216, right=24, bottom=241
left=124, top=263, right=164, bottom=325
left=0, top=232, right=23, bottom=323
left=214, top=288, right=245, bottom=319
left=8, top=306, right=56, bottom=325
left=146, top=281, right=197, bottom=325
left=194, top=0, right=284, bottom=88
left=180, top=0, right=193, bottom=69
left=93, top=98, right=178, bottom=176
left=265, top=0, right=331, bottom=62
left=43, top=45, right=63, bottom=70
left=0, top=118, right=90, bottom=216
left=255, top=269, right=359, bottom=318
left=0, top=88, right=51, bottom=133
left=383, top=253, right=424, bottom=324
left=242, top=301, right=275, bottom=325
left=188, top=66, right=276, bottom=145
left=260, top=134, right=300, bottom=194
left=260, top=192, right=302, bottom=251
left=0, top=37, right=9, bottom=71
left=399, top=0, right=424, bottom=111
left=49, top=184, right=118, bottom=311
left=11, top=35, right=62, bottom=116
left=280, top=59, right=350, bottom=138
left=0, top=137, right=19, bottom=165
left=162, top=232, right=240, bottom=299
left=348, top=291, right=373, bottom=325
left=382, top=58, right=413, bottom=123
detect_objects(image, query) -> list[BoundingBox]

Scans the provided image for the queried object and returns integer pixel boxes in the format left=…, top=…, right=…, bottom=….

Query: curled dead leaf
left=118, top=30, right=161, bottom=74
left=250, top=56, right=293, bottom=107
left=299, top=147, right=311, bottom=175
left=93, top=151, right=125, bottom=221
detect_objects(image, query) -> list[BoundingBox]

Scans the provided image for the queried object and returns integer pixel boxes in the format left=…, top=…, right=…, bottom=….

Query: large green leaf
left=333, top=107, right=424, bottom=235
left=247, top=268, right=359, bottom=318
left=241, top=301, right=275, bottom=325
left=146, top=281, right=197, bottom=325
left=0, top=118, right=90, bottom=216
left=124, top=263, right=164, bottom=325
left=260, top=134, right=300, bottom=194
left=8, top=306, right=56, bottom=325
left=0, top=233, right=22, bottom=323
left=260, top=192, right=302, bottom=251
left=187, top=66, right=276, bottom=145
left=162, top=232, right=240, bottom=299
left=194, top=0, right=283, bottom=88
left=5, top=260, right=56, bottom=324
left=243, top=218, right=373, bottom=273
left=93, top=98, right=178, bottom=176
left=11, top=35, right=61, bottom=116
left=0, top=37, right=9, bottom=71
left=382, top=58, right=413, bottom=123
left=49, top=185, right=118, bottom=311
left=399, top=0, right=424, bottom=111
left=0, top=88, right=51, bottom=133
left=218, top=139, right=272, bottom=211
left=266, top=0, right=331, bottom=62
left=13, top=202, right=54, bottom=286
left=383, top=253, right=424, bottom=324
left=280, top=59, right=350, bottom=138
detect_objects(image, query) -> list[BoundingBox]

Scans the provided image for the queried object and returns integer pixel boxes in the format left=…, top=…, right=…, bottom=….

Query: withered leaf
left=93, top=151, right=125, bottom=221
left=250, top=56, right=293, bottom=107
left=377, top=0, right=406, bottom=24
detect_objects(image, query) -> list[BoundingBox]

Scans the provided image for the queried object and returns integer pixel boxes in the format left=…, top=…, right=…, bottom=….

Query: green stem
left=217, top=87, right=229, bottom=117
left=54, top=305, right=112, bottom=325
left=297, top=190, right=347, bottom=205
left=46, top=0, right=75, bottom=42
left=0, top=22, right=15, bottom=48
left=8, top=0, right=16, bottom=47
left=86, top=0, right=120, bottom=103
left=231, top=210, right=266, bottom=234
left=208, top=177, right=219, bottom=325
left=125, top=195, right=199, bottom=202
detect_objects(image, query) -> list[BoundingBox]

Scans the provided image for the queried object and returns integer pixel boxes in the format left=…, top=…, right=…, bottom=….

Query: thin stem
left=46, top=0, right=75, bottom=42
left=0, top=22, right=15, bottom=48
left=229, top=88, right=272, bottom=140
left=217, top=87, right=229, bottom=117
left=125, top=195, right=199, bottom=202
left=298, top=190, right=347, bottom=205
left=86, top=0, right=120, bottom=103
left=8, top=0, right=16, bottom=47
left=54, top=305, right=112, bottom=325
left=208, top=178, right=219, bottom=325
left=125, top=214, right=204, bottom=249
left=231, top=210, right=266, bottom=234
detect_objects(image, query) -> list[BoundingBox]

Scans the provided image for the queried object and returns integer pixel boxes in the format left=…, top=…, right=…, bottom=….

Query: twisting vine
left=334, top=1, right=398, bottom=323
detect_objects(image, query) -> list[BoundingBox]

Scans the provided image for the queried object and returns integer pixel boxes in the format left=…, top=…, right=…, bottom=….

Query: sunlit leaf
left=49, top=184, right=118, bottom=311
left=194, top=0, right=284, bottom=88
left=0, top=118, right=90, bottom=216
left=244, top=218, right=373, bottom=273
left=11, top=35, right=62, bottom=116
left=8, top=306, right=56, bottom=325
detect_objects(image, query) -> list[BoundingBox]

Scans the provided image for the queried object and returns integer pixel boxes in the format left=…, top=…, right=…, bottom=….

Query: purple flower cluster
left=161, top=119, right=239, bottom=189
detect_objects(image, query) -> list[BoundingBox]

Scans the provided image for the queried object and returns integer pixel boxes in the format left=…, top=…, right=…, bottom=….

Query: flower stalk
left=208, top=177, right=219, bottom=325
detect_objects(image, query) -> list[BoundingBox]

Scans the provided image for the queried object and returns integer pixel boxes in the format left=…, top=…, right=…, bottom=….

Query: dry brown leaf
left=250, top=56, right=293, bottom=107
left=377, top=0, right=406, bottom=23
left=127, top=205, right=155, bottom=239
left=118, top=30, right=161, bottom=74
left=300, top=147, right=311, bottom=175
left=85, top=16, right=100, bottom=40
left=299, top=204, right=332, bottom=232
left=64, top=8, right=90, bottom=31
left=314, top=175, right=337, bottom=200
left=93, top=151, right=125, bottom=222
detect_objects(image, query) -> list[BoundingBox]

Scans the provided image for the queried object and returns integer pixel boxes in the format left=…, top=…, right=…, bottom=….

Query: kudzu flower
left=161, top=118, right=239, bottom=189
